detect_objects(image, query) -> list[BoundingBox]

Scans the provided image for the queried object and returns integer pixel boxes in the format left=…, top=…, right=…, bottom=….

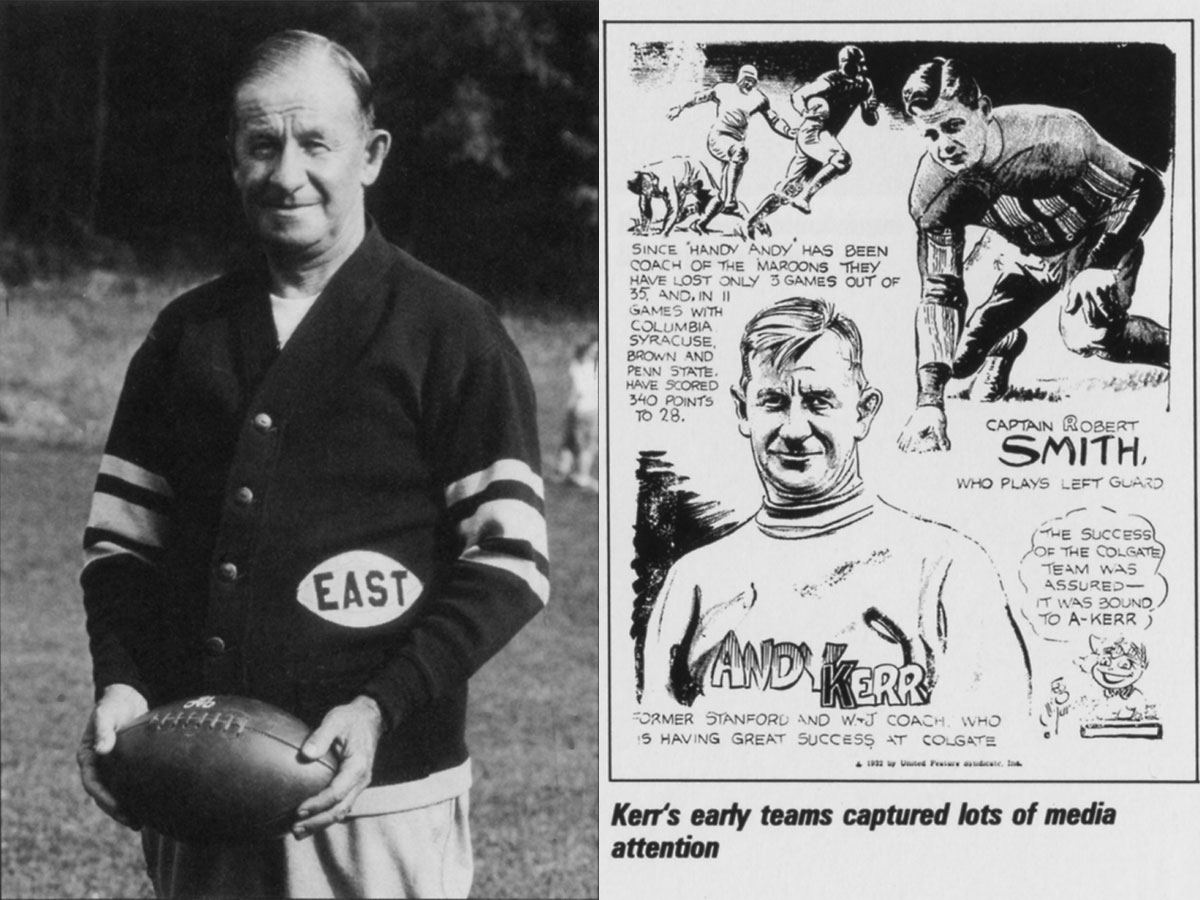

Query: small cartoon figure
left=1079, top=635, right=1154, bottom=721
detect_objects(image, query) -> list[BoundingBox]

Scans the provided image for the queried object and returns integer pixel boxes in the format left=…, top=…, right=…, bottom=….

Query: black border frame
left=601, top=16, right=1199, bottom=786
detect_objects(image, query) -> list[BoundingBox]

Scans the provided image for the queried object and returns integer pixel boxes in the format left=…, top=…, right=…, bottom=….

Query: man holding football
left=76, top=30, right=547, bottom=897
left=897, top=56, right=1170, bottom=453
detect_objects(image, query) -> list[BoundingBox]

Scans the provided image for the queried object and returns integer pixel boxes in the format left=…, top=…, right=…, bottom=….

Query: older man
left=642, top=298, right=1028, bottom=711
left=76, top=31, right=547, bottom=898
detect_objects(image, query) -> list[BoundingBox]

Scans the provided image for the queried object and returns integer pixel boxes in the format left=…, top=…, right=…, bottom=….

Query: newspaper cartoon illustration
left=1039, top=638, right=1162, bottom=741
left=666, top=64, right=794, bottom=214
left=628, top=156, right=725, bottom=236
left=1039, top=676, right=1072, bottom=738
left=1078, top=636, right=1158, bottom=725
left=638, top=297, right=1031, bottom=712
left=897, top=57, right=1171, bottom=454
left=607, top=28, right=1193, bottom=785
left=1019, top=505, right=1168, bottom=742
left=745, top=45, right=879, bottom=236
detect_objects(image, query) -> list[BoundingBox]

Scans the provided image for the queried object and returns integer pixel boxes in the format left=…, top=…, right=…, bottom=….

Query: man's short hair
left=902, top=57, right=982, bottom=115
left=229, top=30, right=376, bottom=134
left=738, top=297, right=868, bottom=394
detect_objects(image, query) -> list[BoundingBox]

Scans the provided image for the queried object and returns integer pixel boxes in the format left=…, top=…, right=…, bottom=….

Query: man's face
left=737, top=75, right=758, bottom=94
left=231, top=58, right=388, bottom=259
left=912, top=96, right=992, bottom=174
left=734, top=332, right=881, bottom=505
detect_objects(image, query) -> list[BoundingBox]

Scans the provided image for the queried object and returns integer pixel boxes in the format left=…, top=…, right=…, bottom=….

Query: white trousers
left=141, top=793, right=472, bottom=899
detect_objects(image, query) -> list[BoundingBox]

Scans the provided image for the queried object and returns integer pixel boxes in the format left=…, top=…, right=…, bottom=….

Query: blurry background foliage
left=0, top=1, right=599, bottom=315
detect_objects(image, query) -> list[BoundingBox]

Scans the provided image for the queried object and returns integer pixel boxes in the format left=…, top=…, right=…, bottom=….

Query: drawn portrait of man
left=641, top=297, right=1030, bottom=711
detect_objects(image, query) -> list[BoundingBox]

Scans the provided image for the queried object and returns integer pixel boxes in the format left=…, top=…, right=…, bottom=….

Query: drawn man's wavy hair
left=738, top=297, right=868, bottom=394
left=229, top=30, right=376, bottom=134
left=903, top=57, right=983, bottom=116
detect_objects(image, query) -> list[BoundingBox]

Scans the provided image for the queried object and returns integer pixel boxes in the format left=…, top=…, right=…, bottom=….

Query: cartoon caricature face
left=1089, top=639, right=1147, bottom=691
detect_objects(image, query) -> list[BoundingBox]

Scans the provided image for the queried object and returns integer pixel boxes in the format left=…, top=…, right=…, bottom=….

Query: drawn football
left=98, top=695, right=337, bottom=844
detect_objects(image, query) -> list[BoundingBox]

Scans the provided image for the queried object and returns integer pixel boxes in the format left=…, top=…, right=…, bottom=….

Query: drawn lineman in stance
left=667, top=64, right=795, bottom=214
left=642, top=297, right=1030, bottom=710
left=897, top=57, right=1170, bottom=453
left=628, top=156, right=723, bottom=236
left=746, top=45, right=878, bottom=238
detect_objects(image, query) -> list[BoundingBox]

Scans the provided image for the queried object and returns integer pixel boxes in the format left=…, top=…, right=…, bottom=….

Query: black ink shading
left=863, top=606, right=934, bottom=703
left=634, top=41, right=1173, bottom=170
left=745, top=45, right=878, bottom=235
left=635, top=40, right=1175, bottom=406
left=627, top=156, right=733, bottom=237
left=631, top=451, right=740, bottom=700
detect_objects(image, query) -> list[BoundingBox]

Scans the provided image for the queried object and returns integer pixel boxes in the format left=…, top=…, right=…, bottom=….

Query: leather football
left=99, top=695, right=337, bottom=844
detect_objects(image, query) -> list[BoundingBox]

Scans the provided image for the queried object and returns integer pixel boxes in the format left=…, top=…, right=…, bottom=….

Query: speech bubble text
left=1018, top=507, right=1167, bottom=642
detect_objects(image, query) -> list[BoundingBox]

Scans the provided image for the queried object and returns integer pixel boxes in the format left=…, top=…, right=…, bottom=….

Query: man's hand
left=667, top=105, right=683, bottom=121
left=77, top=683, right=148, bottom=829
left=897, top=405, right=951, bottom=453
left=1064, top=267, right=1123, bottom=326
left=292, top=695, right=384, bottom=838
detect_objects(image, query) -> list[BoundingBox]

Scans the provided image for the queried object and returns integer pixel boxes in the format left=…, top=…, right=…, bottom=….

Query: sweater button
left=217, top=562, right=238, bottom=582
left=253, top=412, right=273, bottom=432
left=203, top=636, right=226, bottom=656
left=234, top=486, right=254, bottom=506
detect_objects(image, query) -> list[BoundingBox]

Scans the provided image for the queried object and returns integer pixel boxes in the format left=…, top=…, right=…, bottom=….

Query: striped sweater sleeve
left=80, top=320, right=175, bottom=701
left=362, top=333, right=549, bottom=731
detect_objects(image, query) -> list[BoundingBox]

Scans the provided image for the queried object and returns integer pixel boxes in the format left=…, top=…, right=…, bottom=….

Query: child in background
left=557, top=335, right=599, bottom=490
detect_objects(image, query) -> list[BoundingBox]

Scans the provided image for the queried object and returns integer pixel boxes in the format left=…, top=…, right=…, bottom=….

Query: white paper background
left=598, top=1, right=1199, bottom=896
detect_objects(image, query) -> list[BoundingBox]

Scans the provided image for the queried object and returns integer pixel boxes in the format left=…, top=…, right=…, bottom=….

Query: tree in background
left=0, top=1, right=598, bottom=313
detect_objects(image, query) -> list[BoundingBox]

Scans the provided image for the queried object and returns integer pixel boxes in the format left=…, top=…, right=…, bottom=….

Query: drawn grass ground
left=950, top=369, right=1169, bottom=403
left=0, top=277, right=598, bottom=899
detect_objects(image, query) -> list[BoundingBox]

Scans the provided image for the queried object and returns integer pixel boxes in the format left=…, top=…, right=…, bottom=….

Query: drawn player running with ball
left=746, top=45, right=879, bottom=237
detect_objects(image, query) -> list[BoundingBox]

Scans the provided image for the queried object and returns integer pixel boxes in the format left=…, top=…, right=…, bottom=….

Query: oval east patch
left=297, top=551, right=424, bottom=628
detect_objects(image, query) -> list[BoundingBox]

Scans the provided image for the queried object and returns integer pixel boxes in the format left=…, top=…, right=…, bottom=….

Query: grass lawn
left=0, top=274, right=598, bottom=899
